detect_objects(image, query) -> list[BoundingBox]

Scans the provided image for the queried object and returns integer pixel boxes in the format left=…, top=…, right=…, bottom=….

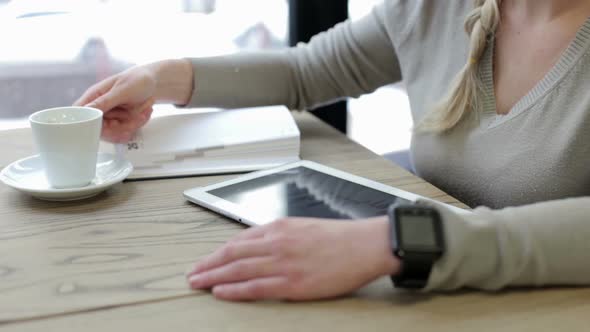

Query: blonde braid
left=416, top=0, right=501, bottom=133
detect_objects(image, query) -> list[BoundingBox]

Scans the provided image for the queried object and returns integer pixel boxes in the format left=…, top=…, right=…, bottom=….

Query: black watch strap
left=390, top=251, right=438, bottom=289
left=387, top=203, right=445, bottom=289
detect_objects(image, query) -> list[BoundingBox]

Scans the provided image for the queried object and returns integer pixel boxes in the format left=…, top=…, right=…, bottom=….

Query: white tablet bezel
left=183, top=160, right=465, bottom=226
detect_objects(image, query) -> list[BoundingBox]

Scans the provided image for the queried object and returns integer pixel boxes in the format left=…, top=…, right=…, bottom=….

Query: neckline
left=478, top=16, right=590, bottom=129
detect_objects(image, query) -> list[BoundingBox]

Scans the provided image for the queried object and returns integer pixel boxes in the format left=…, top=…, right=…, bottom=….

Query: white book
left=101, top=107, right=300, bottom=179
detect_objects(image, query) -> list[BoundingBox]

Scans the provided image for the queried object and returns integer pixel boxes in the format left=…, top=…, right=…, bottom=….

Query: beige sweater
left=186, top=0, right=590, bottom=291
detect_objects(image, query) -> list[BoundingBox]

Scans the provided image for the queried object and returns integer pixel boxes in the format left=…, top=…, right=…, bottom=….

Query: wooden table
left=0, top=112, right=588, bottom=331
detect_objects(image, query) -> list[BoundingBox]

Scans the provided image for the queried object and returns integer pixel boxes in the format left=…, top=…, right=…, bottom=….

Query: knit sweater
left=186, top=0, right=590, bottom=291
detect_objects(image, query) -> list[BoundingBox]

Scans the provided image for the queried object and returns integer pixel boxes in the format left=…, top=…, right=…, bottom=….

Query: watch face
left=389, top=206, right=445, bottom=289
left=393, top=207, right=444, bottom=252
left=399, top=215, right=437, bottom=247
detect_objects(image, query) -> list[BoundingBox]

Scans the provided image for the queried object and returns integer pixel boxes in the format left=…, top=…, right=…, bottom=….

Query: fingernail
left=212, top=285, right=226, bottom=295
left=185, top=267, right=196, bottom=278
left=185, top=263, right=201, bottom=277
left=188, top=274, right=202, bottom=287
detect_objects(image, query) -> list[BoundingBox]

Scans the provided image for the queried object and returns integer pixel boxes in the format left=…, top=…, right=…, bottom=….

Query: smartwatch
left=387, top=203, right=445, bottom=289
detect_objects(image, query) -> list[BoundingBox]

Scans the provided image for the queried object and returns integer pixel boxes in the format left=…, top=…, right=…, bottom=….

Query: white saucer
left=0, top=152, right=133, bottom=201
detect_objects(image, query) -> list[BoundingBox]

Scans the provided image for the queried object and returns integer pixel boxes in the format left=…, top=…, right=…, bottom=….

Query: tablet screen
left=208, top=166, right=411, bottom=220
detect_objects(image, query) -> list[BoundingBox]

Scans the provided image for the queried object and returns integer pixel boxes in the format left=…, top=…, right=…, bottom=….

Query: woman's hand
left=74, top=65, right=157, bottom=143
left=74, top=59, right=193, bottom=143
left=186, top=217, right=400, bottom=302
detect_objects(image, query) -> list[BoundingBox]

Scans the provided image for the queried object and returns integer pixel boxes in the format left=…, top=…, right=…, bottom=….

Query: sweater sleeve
left=184, top=2, right=402, bottom=110
left=421, top=198, right=590, bottom=291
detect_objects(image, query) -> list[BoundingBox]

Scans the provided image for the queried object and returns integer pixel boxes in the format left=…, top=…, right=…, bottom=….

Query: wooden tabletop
left=0, top=112, right=588, bottom=332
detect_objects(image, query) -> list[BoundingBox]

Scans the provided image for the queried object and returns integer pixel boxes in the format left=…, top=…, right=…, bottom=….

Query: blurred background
left=0, top=0, right=411, bottom=159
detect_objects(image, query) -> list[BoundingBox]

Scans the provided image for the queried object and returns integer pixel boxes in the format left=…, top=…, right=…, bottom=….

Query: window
left=349, top=0, right=412, bottom=155
left=0, top=0, right=288, bottom=123
left=0, top=0, right=410, bottom=155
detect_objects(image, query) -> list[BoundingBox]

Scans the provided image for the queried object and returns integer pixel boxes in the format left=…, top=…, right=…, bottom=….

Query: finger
left=188, top=256, right=278, bottom=290
left=212, top=276, right=290, bottom=301
left=74, top=87, right=102, bottom=107
left=116, top=116, right=147, bottom=142
left=101, top=121, right=118, bottom=141
left=103, top=109, right=146, bottom=142
left=103, top=109, right=133, bottom=121
left=105, top=118, right=121, bottom=128
left=188, top=238, right=274, bottom=276
left=141, top=105, right=154, bottom=119
left=87, top=89, right=127, bottom=114
left=101, top=120, right=134, bottom=143
left=103, top=98, right=154, bottom=139
left=102, top=119, right=128, bottom=143
left=74, top=76, right=117, bottom=107
left=132, top=97, right=155, bottom=115
left=103, top=96, right=153, bottom=120
left=127, top=99, right=154, bottom=129
left=227, top=224, right=269, bottom=243
left=137, top=106, right=153, bottom=127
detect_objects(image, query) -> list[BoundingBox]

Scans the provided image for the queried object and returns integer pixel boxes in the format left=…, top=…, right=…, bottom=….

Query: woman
left=76, top=0, right=590, bottom=301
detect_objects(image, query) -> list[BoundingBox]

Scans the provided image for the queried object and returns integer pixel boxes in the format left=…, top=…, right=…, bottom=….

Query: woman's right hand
left=75, top=59, right=193, bottom=143
left=75, top=65, right=158, bottom=143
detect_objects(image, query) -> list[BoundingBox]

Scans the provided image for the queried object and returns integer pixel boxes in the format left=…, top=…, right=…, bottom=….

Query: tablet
left=184, top=160, right=463, bottom=226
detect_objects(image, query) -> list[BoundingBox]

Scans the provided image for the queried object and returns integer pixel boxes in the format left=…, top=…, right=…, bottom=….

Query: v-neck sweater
left=186, top=1, right=590, bottom=291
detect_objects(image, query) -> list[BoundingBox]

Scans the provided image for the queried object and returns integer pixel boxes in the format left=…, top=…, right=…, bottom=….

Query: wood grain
left=5, top=112, right=585, bottom=331
left=6, top=284, right=590, bottom=332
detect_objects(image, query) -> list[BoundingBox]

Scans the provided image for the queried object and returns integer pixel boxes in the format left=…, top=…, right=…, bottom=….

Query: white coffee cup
left=29, top=106, right=103, bottom=189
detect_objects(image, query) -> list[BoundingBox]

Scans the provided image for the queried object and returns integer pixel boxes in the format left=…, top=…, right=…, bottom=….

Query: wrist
left=363, top=217, right=401, bottom=278
left=151, top=59, right=194, bottom=105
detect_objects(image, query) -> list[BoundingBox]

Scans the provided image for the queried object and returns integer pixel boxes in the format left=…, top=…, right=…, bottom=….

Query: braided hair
left=417, top=0, right=501, bottom=133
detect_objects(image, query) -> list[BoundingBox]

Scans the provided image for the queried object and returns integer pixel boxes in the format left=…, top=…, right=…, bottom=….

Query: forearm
left=150, top=59, right=194, bottom=105
left=424, top=198, right=590, bottom=291
left=186, top=52, right=295, bottom=109
left=184, top=3, right=401, bottom=110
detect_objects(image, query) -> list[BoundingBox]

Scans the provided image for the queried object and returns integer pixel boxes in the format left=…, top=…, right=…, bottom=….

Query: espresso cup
left=29, top=107, right=103, bottom=188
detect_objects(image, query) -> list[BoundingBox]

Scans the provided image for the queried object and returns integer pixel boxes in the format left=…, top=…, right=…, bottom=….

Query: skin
left=186, top=217, right=399, bottom=301
left=75, top=0, right=590, bottom=301
left=493, top=0, right=590, bottom=115
left=74, top=59, right=193, bottom=143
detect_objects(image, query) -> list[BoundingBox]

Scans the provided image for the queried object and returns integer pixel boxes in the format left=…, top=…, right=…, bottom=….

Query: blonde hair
left=416, top=0, right=501, bottom=133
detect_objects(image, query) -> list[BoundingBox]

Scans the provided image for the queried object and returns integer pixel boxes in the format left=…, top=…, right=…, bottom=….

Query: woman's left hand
left=186, top=217, right=400, bottom=301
